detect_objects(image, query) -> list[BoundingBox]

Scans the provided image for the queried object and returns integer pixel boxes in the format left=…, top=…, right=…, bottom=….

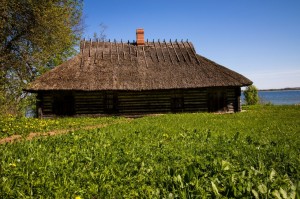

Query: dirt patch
left=0, top=135, right=23, bottom=144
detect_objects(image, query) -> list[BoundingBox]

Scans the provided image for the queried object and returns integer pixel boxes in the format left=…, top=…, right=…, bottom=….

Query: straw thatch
left=25, top=40, right=252, bottom=92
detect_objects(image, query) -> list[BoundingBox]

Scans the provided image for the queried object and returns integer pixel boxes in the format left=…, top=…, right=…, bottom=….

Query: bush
left=244, top=85, right=259, bottom=105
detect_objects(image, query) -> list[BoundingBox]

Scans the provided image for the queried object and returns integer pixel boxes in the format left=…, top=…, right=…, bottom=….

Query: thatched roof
left=25, top=40, right=252, bottom=92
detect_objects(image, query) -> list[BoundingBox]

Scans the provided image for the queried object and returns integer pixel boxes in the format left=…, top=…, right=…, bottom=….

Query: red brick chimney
left=136, top=28, right=145, bottom=45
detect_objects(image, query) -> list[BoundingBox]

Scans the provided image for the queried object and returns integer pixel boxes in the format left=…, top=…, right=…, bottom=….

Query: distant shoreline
left=258, top=87, right=300, bottom=91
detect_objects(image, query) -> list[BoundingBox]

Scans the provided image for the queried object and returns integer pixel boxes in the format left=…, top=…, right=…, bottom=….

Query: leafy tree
left=244, top=85, right=259, bottom=105
left=0, top=0, right=83, bottom=116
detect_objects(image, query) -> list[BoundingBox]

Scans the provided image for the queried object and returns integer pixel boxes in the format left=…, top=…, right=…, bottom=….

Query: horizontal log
left=75, top=110, right=103, bottom=114
left=184, top=102, right=207, bottom=106
left=75, top=105, right=104, bottom=109
left=75, top=96, right=102, bottom=99
left=118, top=101, right=171, bottom=106
left=184, top=98, right=208, bottom=102
left=75, top=102, right=104, bottom=105
left=43, top=97, right=52, bottom=101
left=75, top=107, right=103, bottom=110
left=75, top=95, right=103, bottom=99
left=118, top=98, right=171, bottom=103
left=184, top=93, right=207, bottom=97
left=75, top=102, right=103, bottom=106
left=119, top=105, right=171, bottom=110
left=43, top=101, right=53, bottom=104
left=75, top=107, right=104, bottom=111
left=119, top=109, right=170, bottom=113
left=183, top=91, right=207, bottom=94
left=75, top=104, right=104, bottom=107
left=118, top=95, right=171, bottom=99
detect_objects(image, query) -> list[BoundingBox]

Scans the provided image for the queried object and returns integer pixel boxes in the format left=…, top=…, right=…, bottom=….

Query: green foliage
left=0, top=105, right=300, bottom=198
left=244, top=85, right=259, bottom=105
left=0, top=116, right=125, bottom=139
left=0, top=0, right=83, bottom=116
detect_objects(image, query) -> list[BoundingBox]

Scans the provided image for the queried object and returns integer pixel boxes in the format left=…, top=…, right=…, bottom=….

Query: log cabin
left=25, top=29, right=252, bottom=118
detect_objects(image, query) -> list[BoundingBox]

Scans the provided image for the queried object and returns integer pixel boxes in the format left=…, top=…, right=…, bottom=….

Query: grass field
left=0, top=105, right=300, bottom=198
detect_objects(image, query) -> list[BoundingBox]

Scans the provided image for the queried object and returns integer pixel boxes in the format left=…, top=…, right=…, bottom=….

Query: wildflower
left=17, top=159, right=20, bottom=162
left=75, top=196, right=81, bottom=199
left=9, top=163, right=16, bottom=167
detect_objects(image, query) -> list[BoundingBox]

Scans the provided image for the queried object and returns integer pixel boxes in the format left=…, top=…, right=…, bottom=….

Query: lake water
left=242, top=90, right=300, bottom=105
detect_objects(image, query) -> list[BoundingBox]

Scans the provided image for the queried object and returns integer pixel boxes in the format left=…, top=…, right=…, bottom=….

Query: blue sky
left=83, top=0, right=300, bottom=89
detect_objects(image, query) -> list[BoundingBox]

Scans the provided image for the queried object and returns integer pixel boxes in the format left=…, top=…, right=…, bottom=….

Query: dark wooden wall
left=36, top=87, right=241, bottom=118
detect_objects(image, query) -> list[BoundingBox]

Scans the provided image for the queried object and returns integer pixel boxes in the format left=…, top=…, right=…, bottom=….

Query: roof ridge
left=79, top=39, right=200, bottom=66
left=80, top=39, right=192, bottom=48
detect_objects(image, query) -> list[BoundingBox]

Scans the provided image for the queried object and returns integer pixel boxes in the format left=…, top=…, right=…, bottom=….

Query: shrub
left=244, top=85, right=259, bottom=105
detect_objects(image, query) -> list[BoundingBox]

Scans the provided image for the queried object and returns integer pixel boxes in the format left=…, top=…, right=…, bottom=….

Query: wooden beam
left=94, top=38, right=99, bottom=64
left=121, top=40, right=125, bottom=60
left=170, top=40, right=180, bottom=62
left=128, top=41, right=132, bottom=62
left=176, top=39, right=187, bottom=62
left=158, top=40, right=166, bottom=62
left=164, top=40, right=174, bottom=64
left=182, top=41, right=192, bottom=62
left=187, top=42, right=201, bottom=65
left=116, top=40, right=120, bottom=64
left=153, top=40, right=160, bottom=62
left=142, top=46, right=148, bottom=67
left=89, top=38, right=92, bottom=57
left=80, top=38, right=85, bottom=67
left=109, top=40, right=112, bottom=62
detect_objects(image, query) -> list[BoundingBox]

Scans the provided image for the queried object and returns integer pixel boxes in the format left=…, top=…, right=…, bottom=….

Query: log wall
left=75, top=92, right=104, bottom=114
left=37, top=87, right=241, bottom=118
left=226, top=88, right=236, bottom=112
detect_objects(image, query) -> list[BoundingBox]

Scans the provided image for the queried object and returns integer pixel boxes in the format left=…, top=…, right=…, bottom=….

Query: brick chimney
left=136, top=28, right=145, bottom=45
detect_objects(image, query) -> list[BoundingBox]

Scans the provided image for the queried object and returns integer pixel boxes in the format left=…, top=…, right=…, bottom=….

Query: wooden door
left=208, top=90, right=227, bottom=112
left=52, top=93, right=75, bottom=116
left=104, top=93, right=119, bottom=114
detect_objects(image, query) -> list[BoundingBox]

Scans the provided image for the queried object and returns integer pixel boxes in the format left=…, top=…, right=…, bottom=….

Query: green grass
left=0, top=116, right=128, bottom=139
left=0, top=105, right=300, bottom=198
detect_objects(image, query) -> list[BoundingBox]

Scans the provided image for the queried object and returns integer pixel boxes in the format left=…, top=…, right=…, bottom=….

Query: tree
left=93, top=23, right=108, bottom=41
left=244, top=85, right=259, bottom=105
left=0, top=0, right=83, bottom=116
